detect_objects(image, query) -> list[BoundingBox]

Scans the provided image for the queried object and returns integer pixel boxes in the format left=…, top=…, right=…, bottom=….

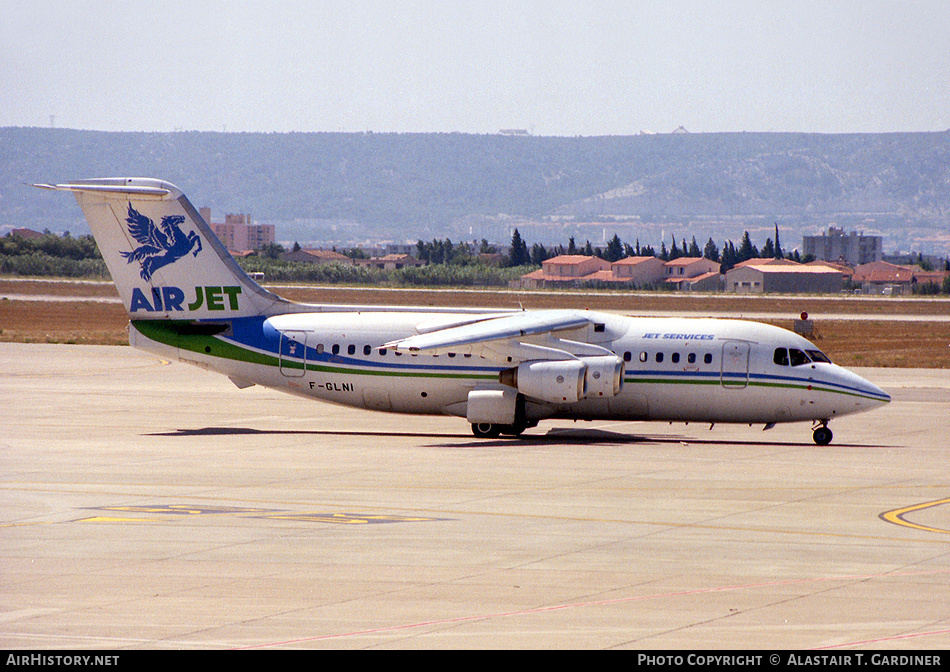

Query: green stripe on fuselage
left=131, top=319, right=496, bottom=381
left=133, top=320, right=877, bottom=400
left=132, top=320, right=278, bottom=367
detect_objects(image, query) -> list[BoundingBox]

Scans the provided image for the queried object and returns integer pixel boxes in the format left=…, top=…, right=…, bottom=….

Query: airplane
left=35, top=177, right=890, bottom=445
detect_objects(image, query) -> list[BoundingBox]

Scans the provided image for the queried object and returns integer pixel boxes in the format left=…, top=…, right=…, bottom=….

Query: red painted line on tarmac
left=235, top=567, right=950, bottom=649
left=816, top=627, right=950, bottom=649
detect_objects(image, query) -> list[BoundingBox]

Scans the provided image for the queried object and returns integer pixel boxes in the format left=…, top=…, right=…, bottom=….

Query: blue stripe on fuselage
left=207, top=319, right=887, bottom=401
left=224, top=316, right=501, bottom=374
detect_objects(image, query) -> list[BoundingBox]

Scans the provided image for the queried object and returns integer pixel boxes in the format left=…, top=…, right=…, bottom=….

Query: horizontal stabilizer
left=33, top=181, right=173, bottom=198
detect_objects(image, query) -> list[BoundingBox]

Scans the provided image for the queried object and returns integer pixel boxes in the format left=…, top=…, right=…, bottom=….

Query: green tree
left=415, top=240, right=430, bottom=263
left=668, top=236, right=681, bottom=260
left=259, top=242, right=285, bottom=260
left=720, top=240, right=738, bottom=273
left=442, top=238, right=456, bottom=265
left=604, top=234, right=624, bottom=262
left=737, top=231, right=757, bottom=262
left=507, top=229, right=530, bottom=267
left=688, top=236, right=702, bottom=257
left=530, top=243, right=549, bottom=265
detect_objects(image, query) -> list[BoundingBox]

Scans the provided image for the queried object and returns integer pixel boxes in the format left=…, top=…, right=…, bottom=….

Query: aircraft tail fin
left=35, top=178, right=290, bottom=320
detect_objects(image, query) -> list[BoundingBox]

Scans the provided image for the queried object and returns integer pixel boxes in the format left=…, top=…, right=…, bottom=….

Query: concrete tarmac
left=2, top=343, right=949, bottom=650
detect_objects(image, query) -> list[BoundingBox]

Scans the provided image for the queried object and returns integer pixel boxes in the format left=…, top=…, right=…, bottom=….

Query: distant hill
left=4, top=127, right=949, bottom=255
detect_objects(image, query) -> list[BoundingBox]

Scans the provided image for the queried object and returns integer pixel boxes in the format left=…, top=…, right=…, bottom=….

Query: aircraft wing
left=383, top=309, right=594, bottom=359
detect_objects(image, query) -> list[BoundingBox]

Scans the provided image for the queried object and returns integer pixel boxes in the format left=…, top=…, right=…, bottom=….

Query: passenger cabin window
left=633, top=350, right=711, bottom=366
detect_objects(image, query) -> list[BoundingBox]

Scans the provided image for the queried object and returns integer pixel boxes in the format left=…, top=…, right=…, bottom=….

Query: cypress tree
left=508, top=229, right=530, bottom=266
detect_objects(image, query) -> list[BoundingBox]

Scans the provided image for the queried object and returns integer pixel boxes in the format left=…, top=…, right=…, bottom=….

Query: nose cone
left=857, top=377, right=890, bottom=410
left=833, top=366, right=891, bottom=415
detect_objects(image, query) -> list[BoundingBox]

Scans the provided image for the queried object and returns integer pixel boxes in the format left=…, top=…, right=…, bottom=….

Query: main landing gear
left=812, top=421, right=833, bottom=446
left=474, top=420, right=837, bottom=444
left=470, top=422, right=535, bottom=438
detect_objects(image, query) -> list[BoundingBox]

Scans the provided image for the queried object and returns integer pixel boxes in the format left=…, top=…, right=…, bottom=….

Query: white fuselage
left=131, top=308, right=889, bottom=428
left=40, top=177, right=890, bottom=445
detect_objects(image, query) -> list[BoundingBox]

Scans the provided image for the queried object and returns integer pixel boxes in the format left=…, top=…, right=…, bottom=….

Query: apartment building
left=802, top=227, right=883, bottom=266
left=200, top=208, right=275, bottom=252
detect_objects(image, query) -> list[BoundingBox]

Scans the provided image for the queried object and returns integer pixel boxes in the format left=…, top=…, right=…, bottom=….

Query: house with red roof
left=662, top=257, right=721, bottom=291
left=281, top=248, right=354, bottom=265
left=853, top=260, right=949, bottom=294
left=520, top=255, right=612, bottom=288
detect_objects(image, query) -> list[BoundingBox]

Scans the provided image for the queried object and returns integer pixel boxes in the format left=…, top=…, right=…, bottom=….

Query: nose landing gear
left=812, top=421, right=833, bottom=446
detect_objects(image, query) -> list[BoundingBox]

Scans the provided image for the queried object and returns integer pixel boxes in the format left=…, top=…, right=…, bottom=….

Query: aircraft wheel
left=812, top=426, right=833, bottom=446
left=499, top=424, right=525, bottom=437
left=471, top=423, right=501, bottom=439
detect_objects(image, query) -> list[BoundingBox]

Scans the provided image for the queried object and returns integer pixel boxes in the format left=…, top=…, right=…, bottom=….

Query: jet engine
left=583, top=355, right=625, bottom=398
left=466, top=387, right=519, bottom=425
left=498, top=355, right=624, bottom=405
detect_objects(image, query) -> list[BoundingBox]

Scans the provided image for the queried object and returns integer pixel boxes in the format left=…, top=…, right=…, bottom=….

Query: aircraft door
left=721, top=341, right=749, bottom=389
left=279, top=330, right=307, bottom=377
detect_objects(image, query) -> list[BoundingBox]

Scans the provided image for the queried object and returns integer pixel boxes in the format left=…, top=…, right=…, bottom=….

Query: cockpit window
left=789, top=348, right=810, bottom=366
left=775, top=347, right=832, bottom=367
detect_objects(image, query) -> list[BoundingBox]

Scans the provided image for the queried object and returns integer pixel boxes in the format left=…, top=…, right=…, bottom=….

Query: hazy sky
left=3, top=1, right=949, bottom=136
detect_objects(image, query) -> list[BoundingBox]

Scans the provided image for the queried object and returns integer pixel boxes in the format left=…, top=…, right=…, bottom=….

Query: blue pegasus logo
left=120, top=203, right=203, bottom=281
